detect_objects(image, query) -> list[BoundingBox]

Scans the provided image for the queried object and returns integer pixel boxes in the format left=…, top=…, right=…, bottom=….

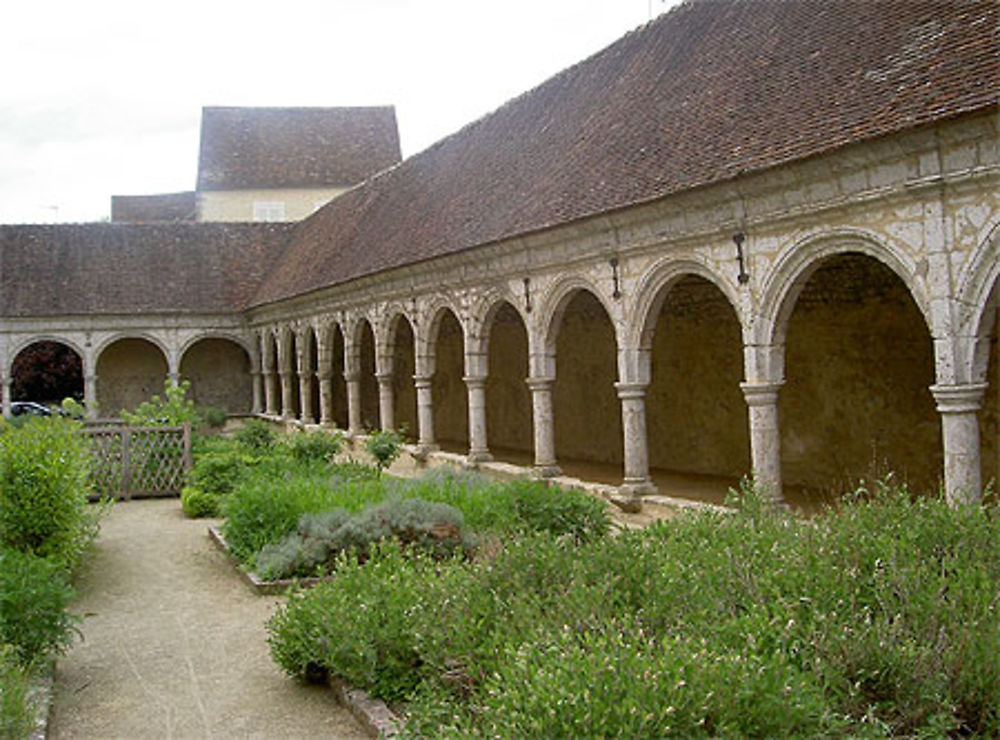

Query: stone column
left=615, top=382, right=655, bottom=495
left=84, top=374, right=99, bottom=420
left=464, top=375, right=492, bottom=463
left=376, top=372, right=395, bottom=432
left=279, top=371, right=295, bottom=421
left=931, top=383, right=987, bottom=506
left=740, top=381, right=785, bottom=503
left=414, top=374, right=437, bottom=451
left=2, top=377, right=13, bottom=419
left=345, top=371, right=363, bottom=436
left=250, top=371, right=263, bottom=414
left=264, top=371, right=278, bottom=416
left=318, top=372, right=333, bottom=427
left=298, top=369, right=315, bottom=425
left=168, top=371, right=180, bottom=388
left=526, top=376, right=560, bottom=477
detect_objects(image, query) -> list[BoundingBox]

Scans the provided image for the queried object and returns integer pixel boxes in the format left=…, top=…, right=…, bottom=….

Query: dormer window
left=253, top=201, right=286, bottom=222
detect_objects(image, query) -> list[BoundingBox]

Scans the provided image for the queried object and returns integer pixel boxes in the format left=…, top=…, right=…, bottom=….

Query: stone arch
left=474, top=292, right=530, bottom=357
left=263, top=329, right=280, bottom=415
left=301, top=325, right=319, bottom=423
left=958, top=219, right=1000, bottom=384
left=386, top=312, right=418, bottom=439
left=644, top=273, right=750, bottom=495
left=353, top=317, right=379, bottom=430
left=178, top=332, right=252, bottom=361
left=326, top=322, right=349, bottom=429
left=179, top=337, right=252, bottom=413
left=760, top=229, right=931, bottom=349
left=95, top=336, right=169, bottom=417
left=9, top=339, right=85, bottom=404
left=429, top=306, right=468, bottom=451
left=539, top=275, right=619, bottom=358
left=779, top=251, right=940, bottom=499
left=483, top=298, right=532, bottom=461
left=550, top=286, right=622, bottom=469
left=93, top=332, right=170, bottom=369
left=420, top=297, right=465, bottom=360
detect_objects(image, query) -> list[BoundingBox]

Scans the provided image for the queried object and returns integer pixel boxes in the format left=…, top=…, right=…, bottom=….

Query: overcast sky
left=0, top=0, right=681, bottom=224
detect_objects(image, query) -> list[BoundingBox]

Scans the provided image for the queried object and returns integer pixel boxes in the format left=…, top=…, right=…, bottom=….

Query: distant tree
left=10, top=342, right=83, bottom=403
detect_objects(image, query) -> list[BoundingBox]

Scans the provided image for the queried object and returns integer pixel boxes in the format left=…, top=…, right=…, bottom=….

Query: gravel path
left=48, top=499, right=366, bottom=739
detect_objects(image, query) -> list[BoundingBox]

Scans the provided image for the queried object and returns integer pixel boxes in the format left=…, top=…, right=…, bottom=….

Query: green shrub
left=197, top=405, right=228, bottom=429
left=508, top=479, right=610, bottom=542
left=234, top=418, right=277, bottom=454
left=287, top=430, right=342, bottom=463
left=187, top=451, right=250, bottom=495
left=365, top=429, right=403, bottom=473
left=0, top=645, right=35, bottom=740
left=0, top=548, right=79, bottom=665
left=254, top=498, right=474, bottom=580
left=121, top=379, right=199, bottom=427
left=0, top=416, right=99, bottom=569
left=180, top=486, right=221, bottom=518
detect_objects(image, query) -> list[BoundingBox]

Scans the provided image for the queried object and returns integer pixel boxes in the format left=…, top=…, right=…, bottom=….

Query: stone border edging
left=28, top=661, right=54, bottom=740
left=205, top=525, right=404, bottom=737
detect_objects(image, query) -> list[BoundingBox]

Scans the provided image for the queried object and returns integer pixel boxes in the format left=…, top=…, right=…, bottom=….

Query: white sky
left=0, top=0, right=680, bottom=224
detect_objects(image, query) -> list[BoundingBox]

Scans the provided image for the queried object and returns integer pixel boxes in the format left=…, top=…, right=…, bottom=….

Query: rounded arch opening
left=389, top=314, right=418, bottom=441
left=978, top=279, right=1000, bottom=490
left=431, top=308, right=468, bottom=452
left=10, top=340, right=84, bottom=405
left=646, top=275, right=749, bottom=503
left=485, top=300, right=532, bottom=463
left=357, top=320, right=379, bottom=430
left=553, top=289, right=621, bottom=474
left=265, top=332, right=280, bottom=415
left=328, top=324, right=348, bottom=429
left=180, top=337, right=252, bottom=414
left=286, top=332, right=301, bottom=419
left=96, top=337, right=168, bottom=418
left=780, top=252, right=940, bottom=501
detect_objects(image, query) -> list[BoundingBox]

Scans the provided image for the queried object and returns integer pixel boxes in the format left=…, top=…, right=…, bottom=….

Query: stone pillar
left=298, top=368, right=315, bottom=425
left=376, top=372, right=395, bottom=432
left=527, top=376, right=560, bottom=477
left=318, top=372, right=333, bottom=427
left=740, top=381, right=785, bottom=503
left=615, top=382, right=655, bottom=495
left=931, top=383, right=987, bottom=506
left=264, top=371, right=278, bottom=416
left=345, top=371, right=363, bottom=436
left=279, top=371, right=295, bottom=421
left=2, top=377, right=12, bottom=419
left=464, top=375, right=492, bottom=463
left=84, top=374, right=99, bottom=420
left=250, top=371, right=263, bottom=414
left=414, top=374, right=437, bottom=451
left=168, top=371, right=180, bottom=388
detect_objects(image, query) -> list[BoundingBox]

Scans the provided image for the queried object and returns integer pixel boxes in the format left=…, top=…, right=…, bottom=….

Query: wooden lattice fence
left=84, top=423, right=192, bottom=500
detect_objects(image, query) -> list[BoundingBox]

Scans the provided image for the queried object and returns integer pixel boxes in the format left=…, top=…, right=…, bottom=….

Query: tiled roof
left=196, top=106, right=402, bottom=191
left=0, top=223, right=293, bottom=316
left=252, top=0, right=1000, bottom=307
left=110, top=191, right=197, bottom=223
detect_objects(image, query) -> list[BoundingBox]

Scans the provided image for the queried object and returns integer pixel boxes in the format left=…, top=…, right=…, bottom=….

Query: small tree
left=364, top=429, right=403, bottom=475
left=121, top=379, right=200, bottom=427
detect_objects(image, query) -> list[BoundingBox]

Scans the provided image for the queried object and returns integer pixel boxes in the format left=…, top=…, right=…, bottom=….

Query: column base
left=532, top=464, right=562, bottom=479
left=464, top=451, right=494, bottom=467
left=411, top=444, right=440, bottom=461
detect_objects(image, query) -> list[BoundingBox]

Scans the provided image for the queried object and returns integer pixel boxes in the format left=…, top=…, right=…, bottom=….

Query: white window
left=252, top=201, right=286, bottom=222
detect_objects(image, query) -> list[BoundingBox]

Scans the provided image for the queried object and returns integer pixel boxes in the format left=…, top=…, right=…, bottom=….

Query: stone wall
left=96, top=338, right=168, bottom=417
left=180, top=338, right=252, bottom=413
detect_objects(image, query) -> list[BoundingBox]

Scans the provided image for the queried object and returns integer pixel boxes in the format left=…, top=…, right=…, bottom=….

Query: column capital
left=375, top=372, right=394, bottom=384
left=526, top=376, right=555, bottom=391
left=930, top=383, right=988, bottom=414
left=413, top=374, right=433, bottom=388
left=343, top=371, right=361, bottom=383
left=740, top=380, right=784, bottom=406
left=614, top=381, right=648, bottom=400
left=317, top=370, right=333, bottom=381
left=463, top=375, right=488, bottom=388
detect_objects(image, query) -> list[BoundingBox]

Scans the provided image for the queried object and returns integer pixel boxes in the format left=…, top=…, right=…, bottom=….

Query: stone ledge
left=28, top=661, right=54, bottom=740
left=329, top=676, right=403, bottom=738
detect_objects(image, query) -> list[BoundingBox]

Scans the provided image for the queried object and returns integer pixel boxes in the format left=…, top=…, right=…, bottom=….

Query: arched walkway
left=96, top=337, right=168, bottom=417
left=485, top=301, right=532, bottom=464
left=180, top=338, right=252, bottom=413
left=552, top=290, right=621, bottom=472
left=779, top=253, right=940, bottom=501
left=286, top=332, right=301, bottom=420
left=431, top=309, right=468, bottom=452
left=10, top=340, right=84, bottom=404
left=646, top=275, right=749, bottom=501
left=390, top=315, right=418, bottom=440
left=357, top=320, right=379, bottom=431
left=330, top=325, right=348, bottom=429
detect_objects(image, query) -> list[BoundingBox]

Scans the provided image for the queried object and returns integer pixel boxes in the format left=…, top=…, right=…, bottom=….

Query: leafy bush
left=287, top=430, right=342, bottom=463
left=121, top=379, right=199, bottom=427
left=0, top=645, right=34, bottom=739
left=365, top=429, right=403, bottom=473
left=254, top=498, right=474, bottom=580
left=187, top=451, right=250, bottom=495
left=234, top=418, right=277, bottom=454
left=0, top=416, right=99, bottom=569
left=0, top=548, right=79, bottom=665
left=268, top=484, right=1000, bottom=736
left=180, top=486, right=221, bottom=518
left=508, top=479, right=610, bottom=542
left=197, top=405, right=228, bottom=429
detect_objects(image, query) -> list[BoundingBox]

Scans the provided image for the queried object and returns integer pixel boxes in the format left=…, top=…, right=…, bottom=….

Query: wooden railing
left=84, top=423, right=192, bottom=500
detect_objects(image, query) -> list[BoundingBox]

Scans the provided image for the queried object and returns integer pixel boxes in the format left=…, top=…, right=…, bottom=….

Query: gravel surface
left=48, top=498, right=366, bottom=739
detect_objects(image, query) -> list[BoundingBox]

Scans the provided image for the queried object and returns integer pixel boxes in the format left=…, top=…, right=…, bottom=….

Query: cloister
left=1, top=0, right=997, bottom=510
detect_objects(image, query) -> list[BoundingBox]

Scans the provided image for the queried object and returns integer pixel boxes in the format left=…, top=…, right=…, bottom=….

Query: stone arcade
left=1, top=1, right=998, bottom=509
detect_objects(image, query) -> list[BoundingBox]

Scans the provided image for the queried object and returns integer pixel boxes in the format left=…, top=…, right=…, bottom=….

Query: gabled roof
left=252, top=0, right=1000, bottom=307
left=196, top=106, right=402, bottom=191
left=0, top=223, right=293, bottom=316
left=111, top=191, right=196, bottom=223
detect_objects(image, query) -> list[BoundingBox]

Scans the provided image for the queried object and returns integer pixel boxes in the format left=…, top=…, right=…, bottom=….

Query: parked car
left=9, top=401, right=53, bottom=417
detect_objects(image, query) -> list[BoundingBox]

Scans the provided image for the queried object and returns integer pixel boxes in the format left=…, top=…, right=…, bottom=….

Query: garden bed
left=207, top=525, right=330, bottom=595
